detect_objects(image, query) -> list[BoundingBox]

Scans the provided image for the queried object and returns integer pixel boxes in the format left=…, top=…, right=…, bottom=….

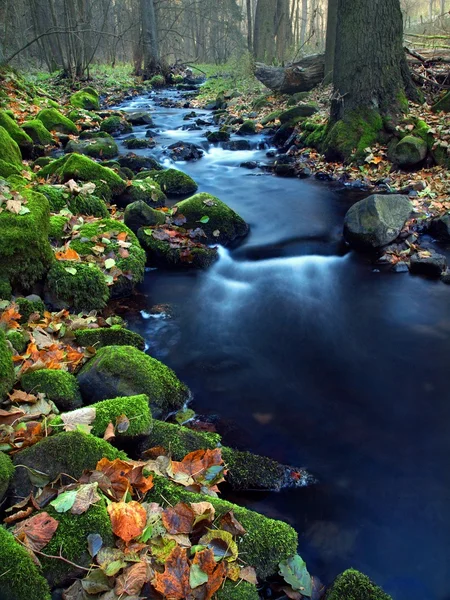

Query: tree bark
left=255, top=53, right=325, bottom=93
left=246, top=0, right=253, bottom=53
left=140, top=0, right=160, bottom=76
left=324, top=0, right=337, bottom=84
left=253, top=0, right=276, bottom=62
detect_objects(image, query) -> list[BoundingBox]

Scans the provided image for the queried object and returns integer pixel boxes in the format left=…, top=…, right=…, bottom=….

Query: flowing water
left=115, top=89, right=450, bottom=600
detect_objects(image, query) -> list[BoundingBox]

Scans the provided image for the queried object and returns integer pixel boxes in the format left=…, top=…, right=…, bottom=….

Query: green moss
left=39, top=154, right=126, bottom=199
left=392, top=135, right=427, bottom=167
left=175, top=192, right=249, bottom=245
left=207, top=130, right=230, bottom=143
left=0, top=110, right=33, bottom=150
left=117, top=177, right=166, bottom=208
left=68, top=194, right=108, bottom=218
left=279, top=105, right=317, bottom=123
left=65, top=137, right=119, bottom=160
left=82, top=394, right=152, bottom=438
left=300, top=118, right=327, bottom=149
left=147, top=420, right=221, bottom=457
left=20, top=368, right=82, bottom=411
left=6, top=329, right=27, bottom=353
left=70, top=88, right=100, bottom=111
left=151, top=168, right=198, bottom=197
left=16, top=297, right=45, bottom=323
left=261, top=110, right=282, bottom=125
left=35, top=184, right=68, bottom=211
left=0, top=189, right=53, bottom=289
left=124, top=201, right=166, bottom=233
left=68, top=109, right=102, bottom=124
left=12, top=431, right=125, bottom=498
left=34, top=156, right=55, bottom=168
left=37, top=108, right=78, bottom=135
left=432, top=143, right=450, bottom=169
left=0, top=277, right=12, bottom=299
left=147, top=475, right=298, bottom=579
left=0, top=527, right=51, bottom=600
left=41, top=501, right=114, bottom=588
left=0, top=159, right=21, bottom=178
left=150, top=74, right=166, bottom=87
left=137, top=229, right=219, bottom=269
left=252, top=95, right=270, bottom=109
left=77, top=345, right=190, bottom=418
left=0, top=125, right=23, bottom=167
left=46, top=261, right=110, bottom=312
left=70, top=218, right=146, bottom=294
left=124, top=137, right=153, bottom=149
left=432, top=90, right=450, bottom=113
left=49, top=215, right=69, bottom=241
left=22, top=119, right=54, bottom=145
left=172, top=74, right=184, bottom=84
left=100, top=115, right=132, bottom=135
left=324, top=109, right=383, bottom=162
left=326, top=569, right=392, bottom=600
left=0, top=451, right=14, bottom=501
left=215, top=581, right=259, bottom=600
left=74, top=325, right=145, bottom=350
left=238, top=120, right=257, bottom=134
left=7, top=174, right=28, bottom=189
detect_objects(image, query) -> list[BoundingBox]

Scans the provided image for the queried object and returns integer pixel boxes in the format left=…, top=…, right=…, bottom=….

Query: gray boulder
left=410, top=250, right=447, bottom=278
left=429, top=214, right=450, bottom=242
left=344, top=194, right=413, bottom=250
left=392, top=135, right=427, bottom=168
left=124, top=200, right=166, bottom=233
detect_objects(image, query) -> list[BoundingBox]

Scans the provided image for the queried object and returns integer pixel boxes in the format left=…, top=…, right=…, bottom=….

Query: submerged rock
left=126, top=110, right=154, bottom=125
left=224, top=140, right=251, bottom=151
left=326, top=568, right=392, bottom=600
left=344, top=194, right=413, bottom=250
left=429, top=214, right=450, bottom=242
left=410, top=250, right=447, bottom=278
left=167, top=141, right=204, bottom=161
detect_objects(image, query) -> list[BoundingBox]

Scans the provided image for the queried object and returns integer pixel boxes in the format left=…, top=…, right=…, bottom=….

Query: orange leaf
left=117, top=231, right=128, bottom=242
left=107, top=501, right=147, bottom=543
left=0, top=306, right=22, bottom=330
left=54, top=247, right=80, bottom=261
left=192, top=548, right=227, bottom=599
left=13, top=512, right=59, bottom=552
left=152, top=545, right=191, bottom=600
left=162, top=502, right=195, bottom=535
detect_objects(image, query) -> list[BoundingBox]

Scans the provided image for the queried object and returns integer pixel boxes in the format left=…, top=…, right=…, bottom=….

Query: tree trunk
left=255, top=53, right=325, bottom=93
left=300, top=0, right=307, bottom=46
left=324, top=0, right=337, bottom=84
left=253, top=0, right=276, bottom=62
left=325, top=0, right=418, bottom=161
left=140, top=0, right=160, bottom=77
left=246, top=0, right=253, bottom=53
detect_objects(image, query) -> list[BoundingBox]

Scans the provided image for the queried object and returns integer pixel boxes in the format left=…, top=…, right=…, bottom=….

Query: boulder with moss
left=116, top=177, right=166, bottom=209
left=138, top=226, right=219, bottom=269
left=431, top=90, right=450, bottom=113
left=6, top=329, right=28, bottom=353
left=41, top=501, right=114, bottom=588
left=126, top=111, right=154, bottom=125
left=75, top=325, right=145, bottom=350
left=38, top=154, right=126, bottom=200
left=124, top=200, right=166, bottom=233
left=324, top=109, right=384, bottom=162
left=118, top=154, right=163, bottom=173
left=147, top=475, right=298, bottom=580
left=70, top=87, right=100, bottom=111
left=151, top=168, right=198, bottom=197
left=0, top=188, right=53, bottom=289
left=49, top=215, right=69, bottom=241
left=207, top=130, right=231, bottom=143
left=0, top=110, right=33, bottom=156
left=65, top=136, right=119, bottom=160
left=0, top=276, right=12, bottom=299
left=20, top=369, right=83, bottom=412
left=238, top=120, right=257, bottom=135
left=326, top=569, right=392, bottom=600
left=68, top=194, right=109, bottom=218
left=77, top=345, right=190, bottom=418
left=22, top=119, right=54, bottom=146
left=0, top=125, right=23, bottom=174
left=175, top=192, right=249, bottom=245
left=344, top=194, right=413, bottom=250
left=45, top=262, right=110, bottom=312
left=70, top=218, right=146, bottom=297
left=37, top=108, right=78, bottom=135
left=35, top=184, right=68, bottom=211
left=150, top=74, right=165, bottom=87
left=16, top=297, right=45, bottom=323
left=12, top=431, right=124, bottom=499
left=124, top=137, right=155, bottom=149
left=391, top=135, right=427, bottom=168
left=215, top=581, right=259, bottom=600
left=100, top=115, right=132, bottom=136
left=0, top=450, right=14, bottom=502
left=0, top=527, right=52, bottom=600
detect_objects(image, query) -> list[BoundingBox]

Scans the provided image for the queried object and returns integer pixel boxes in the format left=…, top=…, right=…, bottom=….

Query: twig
left=16, top=539, right=91, bottom=571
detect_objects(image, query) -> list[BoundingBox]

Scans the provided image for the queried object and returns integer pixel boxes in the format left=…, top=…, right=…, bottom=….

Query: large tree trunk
left=253, top=0, right=277, bottom=62
left=325, top=0, right=417, bottom=161
left=324, top=0, right=338, bottom=84
left=140, top=0, right=160, bottom=76
left=255, top=53, right=324, bottom=93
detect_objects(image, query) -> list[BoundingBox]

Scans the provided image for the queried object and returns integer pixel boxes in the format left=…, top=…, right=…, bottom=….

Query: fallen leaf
left=115, top=561, right=149, bottom=596
left=162, top=502, right=195, bottom=535
left=13, top=511, right=59, bottom=552
left=152, top=545, right=191, bottom=600
left=107, top=501, right=147, bottom=543
left=192, top=548, right=227, bottom=598
left=61, top=407, right=96, bottom=433
left=219, top=511, right=246, bottom=537
left=240, top=566, right=258, bottom=585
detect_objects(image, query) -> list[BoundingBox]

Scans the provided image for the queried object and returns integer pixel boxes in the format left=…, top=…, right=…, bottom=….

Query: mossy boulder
left=20, top=369, right=82, bottom=412
left=150, top=74, right=165, bottom=87
left=65, top=136, right=119, bottom=160
left=37, top=108, right=78, bottom=135
left=77, top=345, right=190, bottom=418
left=116, top=177, right=167, bottom=209
left=39, top=154, right=126, bottom=199
left=0, top=159, right=22, bottom=178
left=0, top=329, right=17, bottom=400
left=344, top=194, right=413, bottom=250
left=0, top=277, right=12, bottom=299
left=151, top=168, right=198, bottom=197
left=100, top=115, right=132, bottom=136
left=126, top=111, right=154, bottom=125
left=12, top=431, right=124, bottom=499
left=147, top=475, right=298, bottom=580
left=0, top=125, right=23, bottom=170
left=22, top=119, right=55, bottom=146
left=41, top=502, right=114, bottom=588
left=215, top=581, right=259, bottom=600
left=175, top=192, right=249, bottom=245
left=124, top=200, right=166, bottom=233
left=67, top=193, right=109, bottom=218
left=207, top=130, right=230, bottom=143
left=49, top=214, right=67, bottom=242
left=70, top=88, right=100, bottom=111
left=137, top=227, right=219, bottom=269
left=324, top=109, right=384, bottom=162
left=45, top=262, right=110, bottom=312
left=118, top=154, right=163, bottom=173
left=70, top=219, right=146, bottom=297
left=326, top=569, right=392, bottom=600
left=279, top=105, right=317, bottom=124
left=0, top=110, right=33, bottom=155
left=0, top=189, right=53, bottom=289
left=238, top=120, right=257, bottom=135
left=124, top=137, right=154, bottom=149
left=391, top=135, right=427, bottom=168
left=6, top=329, right=28, bottom=353
left=287, top=92, right=310, bottom=106
left=0, top=527, right=51, bottom=600
left=431, top=90, right=450, bottom=113
left=74, top=325, right=145, bottom=351
left=15, top=297, right=45, bottom=323
left=0, top=450, right=14, bottom=502
left=261, top=110, right=282, bottom=125
left=68, top=108, right=102, bottom=124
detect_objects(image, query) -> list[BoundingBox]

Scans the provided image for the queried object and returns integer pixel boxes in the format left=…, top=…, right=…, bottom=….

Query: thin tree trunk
left=246, top=0, right=253, bottom=52
left=324, top=0, right=338, bottom=84
left=140, top=0, right=160, bottom=76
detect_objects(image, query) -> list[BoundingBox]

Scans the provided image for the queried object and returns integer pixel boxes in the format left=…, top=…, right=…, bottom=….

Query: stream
left=114, top=88, right=450, bottom=600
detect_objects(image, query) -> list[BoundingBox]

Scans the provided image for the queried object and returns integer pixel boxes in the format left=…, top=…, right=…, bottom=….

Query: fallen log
left=255, top=53, right=325, bottom=94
